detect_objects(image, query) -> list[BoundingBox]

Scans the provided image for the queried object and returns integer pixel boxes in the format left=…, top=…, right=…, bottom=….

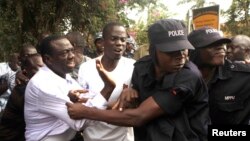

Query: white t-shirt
left=24, top=65, right=107, bottom=141
left=78, top=56, right=136, bottom=141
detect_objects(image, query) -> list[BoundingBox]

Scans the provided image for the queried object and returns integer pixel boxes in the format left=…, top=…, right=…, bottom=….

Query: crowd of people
left=0, top=18, right=250, bottom=141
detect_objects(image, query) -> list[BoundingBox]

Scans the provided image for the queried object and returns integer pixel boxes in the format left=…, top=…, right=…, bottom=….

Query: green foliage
left=223, top=0, right=250, bottom=36
left=0, top=0, right=167, bottom=61
left=127, top=1, right=171, bottom=49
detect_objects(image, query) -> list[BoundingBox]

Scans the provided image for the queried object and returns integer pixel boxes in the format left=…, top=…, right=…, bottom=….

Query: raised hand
left=96, top=59, right=116, bottom=100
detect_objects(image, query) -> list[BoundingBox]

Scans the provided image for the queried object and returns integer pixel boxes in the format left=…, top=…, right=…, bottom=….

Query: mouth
left=214, top=52, right=226, bottom=57
left=114, top=48, right=123, bottom=54
left=68, top=61, right=75, bottom=67
left=175, top=63, right=184, bottom=68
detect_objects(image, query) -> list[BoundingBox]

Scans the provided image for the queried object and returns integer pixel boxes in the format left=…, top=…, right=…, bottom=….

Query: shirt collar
left=42, top=65, right=74, bottom=84
left=210, top=60, right=233, bottom=84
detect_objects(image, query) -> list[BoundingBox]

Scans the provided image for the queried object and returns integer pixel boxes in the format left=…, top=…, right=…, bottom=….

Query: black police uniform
left=132, top=56, right=209, bottom=141
left=208, top=59, right=250, bottom=124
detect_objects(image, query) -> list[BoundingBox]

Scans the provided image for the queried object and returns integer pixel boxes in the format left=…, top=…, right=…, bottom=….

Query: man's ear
left=43, top=54, right=52, bottom=65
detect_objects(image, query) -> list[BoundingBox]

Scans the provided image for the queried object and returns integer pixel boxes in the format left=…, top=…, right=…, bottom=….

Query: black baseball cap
left=188, top=26, right=231, bottom=48
left=148, top=19, right=194, bottom=52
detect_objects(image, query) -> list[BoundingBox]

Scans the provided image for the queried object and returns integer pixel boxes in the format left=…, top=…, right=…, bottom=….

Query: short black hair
left=38, top=34, right=66, bottom=56
left=102, top=22, right=125, bottom=39
left=66, top=31, right=86, bottom=48
left=20, top=43, right=36, bottom=55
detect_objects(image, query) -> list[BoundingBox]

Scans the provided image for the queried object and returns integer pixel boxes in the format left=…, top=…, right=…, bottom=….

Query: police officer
left=188, top=26, right=250, bottom=124
left=93, top=32, right=104, bottom=58
left=66, top=19, right=210, bottom=141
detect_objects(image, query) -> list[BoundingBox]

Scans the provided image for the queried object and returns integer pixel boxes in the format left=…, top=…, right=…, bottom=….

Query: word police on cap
left=206, top=29, right=218, bottom=34
left=168, top=30, right=184, bottom=37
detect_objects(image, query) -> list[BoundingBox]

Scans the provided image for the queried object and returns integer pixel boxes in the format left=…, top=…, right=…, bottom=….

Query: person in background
left=66, top=19, right=209, bottom=141
left=66, top=31, right=91, bottom=80
left=15, top=43, right=38, bottom=86
left=123, top=36, right=137, bottom=59
left=90, top=32, right=104, bottom=58
left=227, top=34, right=250, bottom=64
left=0, top=53, right=20, bottom=119
left=188, top=26, right=250, bottom=124
left=0, top=54, right=44, bottom=141
left=24, top=34, right=115, bottom=141
left=93, top=32, right=104, bottom=57
left=83, top=32, right=104, bottom=59
left=76, top=22, right=135, bottom=141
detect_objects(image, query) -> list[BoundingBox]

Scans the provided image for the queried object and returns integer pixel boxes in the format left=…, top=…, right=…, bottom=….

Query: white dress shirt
left=78, top=56, right=135, bottom=141
left=24, top=65, right=107, bottom=141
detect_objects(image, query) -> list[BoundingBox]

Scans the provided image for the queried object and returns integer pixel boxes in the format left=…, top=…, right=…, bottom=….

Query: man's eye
left=120, top=37, right=126, bottom=42
left=110, top=36, right=118, bottom=41
left=110, top=36, right=127, bottom=42
left=57, top=48, right=75, bottom=56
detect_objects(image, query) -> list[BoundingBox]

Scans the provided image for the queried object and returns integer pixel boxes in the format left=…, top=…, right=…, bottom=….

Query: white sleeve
left=83, top=90, right=107, bottom=109
left=38, top=87, right=107, bottom=131
left=37, top=89, right=85, bottom=131
left=78, top=64, right=88, bottom=89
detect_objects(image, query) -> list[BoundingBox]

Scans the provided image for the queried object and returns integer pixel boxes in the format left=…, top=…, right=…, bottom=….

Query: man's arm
left=66, top=96, right=164, bottom=127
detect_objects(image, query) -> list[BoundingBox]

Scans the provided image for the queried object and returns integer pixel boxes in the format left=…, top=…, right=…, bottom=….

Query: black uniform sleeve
left=152, top=67, right=202, bottom=116
left=153, top=86, right=192, bottom=116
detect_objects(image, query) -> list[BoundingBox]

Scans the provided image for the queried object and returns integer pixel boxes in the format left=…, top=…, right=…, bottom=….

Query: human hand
left=15, top=70, right=29, bottom=85
left=68, top=89, right=89, bottom=103
left=66, top=102, right=87, bottom=119
left=96, top=59, right=116, bottom=90
left=112, top=84, right=139, bottom=111
left=96, top=59, right=116, bottom=100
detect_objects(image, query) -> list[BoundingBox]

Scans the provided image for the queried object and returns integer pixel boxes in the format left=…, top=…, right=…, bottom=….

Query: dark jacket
left=132, top=56, right=209, bottom=141
left=0, top=83, right=27, bottom=141
left=208, top=59, right=250, bottom=124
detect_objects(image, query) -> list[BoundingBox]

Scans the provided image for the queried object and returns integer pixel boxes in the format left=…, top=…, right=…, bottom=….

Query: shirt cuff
left=84, top=92, right=107, bottom=110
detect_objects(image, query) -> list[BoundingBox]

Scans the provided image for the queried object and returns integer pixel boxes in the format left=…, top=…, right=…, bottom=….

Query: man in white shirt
left=78, top=22, right=135, bottom=141
left=24, top=35, right=115, bottom=141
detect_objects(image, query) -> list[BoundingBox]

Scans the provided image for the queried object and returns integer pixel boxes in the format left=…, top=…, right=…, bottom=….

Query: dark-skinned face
left=103, top=26, right=127, bottom=60
left=199, top=44, right=226, bottom=66
left=95, top=39, right=104, bottom=53
left=8, top=54, right=20, bottom=71
left=47, top=38, right=75, bottom=77
left=227, top=44, right=245, bottom=61
left=24, top=55, right=44, bottom=79
left=156, top=49, right=188, bottom=73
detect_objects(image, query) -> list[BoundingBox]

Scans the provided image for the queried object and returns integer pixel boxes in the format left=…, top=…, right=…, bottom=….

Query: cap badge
left=205, top=29, right=218, bottom=34
left=168, top=30, right=184, bottom=37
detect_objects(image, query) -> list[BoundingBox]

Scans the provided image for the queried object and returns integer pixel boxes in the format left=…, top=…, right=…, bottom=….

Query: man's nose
left=68, top=50, right=75, bottom=58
